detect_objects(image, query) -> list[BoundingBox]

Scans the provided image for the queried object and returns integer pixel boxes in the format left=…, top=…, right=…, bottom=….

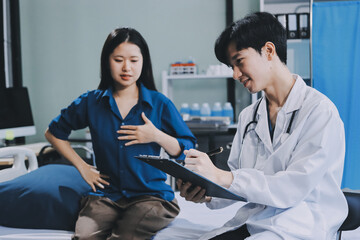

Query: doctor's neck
left=264, top=65, right=295, bottom=108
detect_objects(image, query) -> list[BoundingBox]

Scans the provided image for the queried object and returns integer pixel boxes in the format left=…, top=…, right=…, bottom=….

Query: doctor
left=177, top=12, right=347, bottom=240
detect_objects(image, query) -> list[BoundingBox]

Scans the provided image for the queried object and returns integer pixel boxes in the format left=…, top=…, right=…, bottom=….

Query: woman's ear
left=263, top=41, right=276, bottom=60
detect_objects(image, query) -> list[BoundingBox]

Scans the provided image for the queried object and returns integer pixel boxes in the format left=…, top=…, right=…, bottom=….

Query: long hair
left=215, top=12, right=287, bottom=66
left=98, top=27, right=157, bottom=91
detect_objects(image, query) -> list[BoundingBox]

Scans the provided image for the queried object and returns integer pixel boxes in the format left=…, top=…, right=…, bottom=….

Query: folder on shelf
left=135, top=155, right=246, bottom=201
left=276, top=14, right=287, bottom=30
left=287, top=13, right=299, bottom=39
left=298, top=13, right=309, bottom=39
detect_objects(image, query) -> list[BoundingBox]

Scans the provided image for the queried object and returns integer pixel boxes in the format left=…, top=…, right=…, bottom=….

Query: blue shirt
left=49, top=84, right=196, bottom=201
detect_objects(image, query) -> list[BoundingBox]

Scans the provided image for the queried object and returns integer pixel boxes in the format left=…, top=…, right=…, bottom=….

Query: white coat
left=200, top=76, right=348, bottom=240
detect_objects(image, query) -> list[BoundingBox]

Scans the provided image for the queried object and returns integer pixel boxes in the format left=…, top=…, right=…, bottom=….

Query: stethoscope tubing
left=242, top=97, right=297, bottom=142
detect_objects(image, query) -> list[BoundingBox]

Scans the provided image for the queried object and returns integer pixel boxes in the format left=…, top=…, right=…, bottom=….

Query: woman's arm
left=45, top=128, right=109, bottom=192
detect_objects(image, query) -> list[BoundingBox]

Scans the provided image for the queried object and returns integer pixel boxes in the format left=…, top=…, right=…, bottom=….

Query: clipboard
left=135, top=155, right=246, bottom=201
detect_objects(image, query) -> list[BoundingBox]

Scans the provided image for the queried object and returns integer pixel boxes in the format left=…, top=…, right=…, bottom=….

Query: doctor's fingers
left=178, top=181, right=192, bottom=198
left=185, top=148, right=204, bottom=158
left=185, top=155, right=210, bottom=167
left=188, top=187, right=207, bottom=203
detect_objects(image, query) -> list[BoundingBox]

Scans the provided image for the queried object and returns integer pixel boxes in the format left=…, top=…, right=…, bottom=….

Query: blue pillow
left=0, top=164, right=91, bottom=230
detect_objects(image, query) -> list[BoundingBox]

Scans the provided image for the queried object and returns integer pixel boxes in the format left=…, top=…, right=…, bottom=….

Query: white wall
left=19, top=0, right=258, bottom=143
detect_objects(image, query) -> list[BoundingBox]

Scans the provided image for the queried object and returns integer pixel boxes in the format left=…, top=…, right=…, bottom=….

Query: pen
left=206, top=147, right=223, bottom=157
left=175, top=147, right=224, bottom=165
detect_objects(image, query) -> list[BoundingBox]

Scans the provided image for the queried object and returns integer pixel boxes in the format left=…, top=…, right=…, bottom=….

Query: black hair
left=98, top=27, right=157, bottom=91
left=215, top=12, right=287, bottom=65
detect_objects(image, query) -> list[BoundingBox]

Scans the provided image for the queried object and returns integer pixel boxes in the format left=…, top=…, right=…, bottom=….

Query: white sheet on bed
left=0, top=192, right=359, bottom=240
left=0, top=192, right=243, bottom=240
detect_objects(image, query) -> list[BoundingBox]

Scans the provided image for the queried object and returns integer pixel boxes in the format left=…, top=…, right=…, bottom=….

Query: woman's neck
left=113, top=83, right=139, bottom=100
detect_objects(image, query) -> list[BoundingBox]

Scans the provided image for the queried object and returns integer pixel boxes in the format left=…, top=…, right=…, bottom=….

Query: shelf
left=265, top=0, right=309, bottom=3
left=288, top=38, right=310, bottom=43
left=165, top=74, right=233, bottom=80
left=161, top=71, right=233, bottom=99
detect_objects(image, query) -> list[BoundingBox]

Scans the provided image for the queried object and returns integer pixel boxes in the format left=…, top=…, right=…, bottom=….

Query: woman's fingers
left=100, top=173, right=110, bottom=179
left=119, top=125, right=137, bottom=130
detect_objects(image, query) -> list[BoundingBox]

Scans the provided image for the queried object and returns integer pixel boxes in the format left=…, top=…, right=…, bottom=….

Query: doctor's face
left=227, top=41, right=270, bottom=93
left=109, top=42, right=143, bottom=90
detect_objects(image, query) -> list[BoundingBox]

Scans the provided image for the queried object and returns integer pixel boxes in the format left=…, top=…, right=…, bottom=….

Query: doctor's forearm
left=215, top=170, right=234, bottom=189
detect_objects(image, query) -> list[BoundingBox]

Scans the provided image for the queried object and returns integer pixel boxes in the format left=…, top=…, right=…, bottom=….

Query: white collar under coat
left=254, top=75, right=307, bottom=152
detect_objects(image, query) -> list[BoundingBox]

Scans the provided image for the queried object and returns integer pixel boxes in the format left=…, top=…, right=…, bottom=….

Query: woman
left=45, top=27, right=196, bottom=240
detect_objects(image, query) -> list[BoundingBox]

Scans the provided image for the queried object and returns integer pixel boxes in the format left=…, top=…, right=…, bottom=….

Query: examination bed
left=0, top=147, right=359, bottom=240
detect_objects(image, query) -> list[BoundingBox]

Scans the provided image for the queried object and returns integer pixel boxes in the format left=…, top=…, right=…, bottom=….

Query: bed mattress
left=0, top=192, right=359, bottom=240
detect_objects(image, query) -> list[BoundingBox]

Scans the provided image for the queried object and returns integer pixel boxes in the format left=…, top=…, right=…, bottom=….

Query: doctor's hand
left=117, top=112, right=160, bottom=146
left=184, top=149, right=234, bottom=188
left=184, top=149, right=220, bottom=183
left=176, top=179, right=212, bottom=203
left=78, top=163, right=110, bottom=192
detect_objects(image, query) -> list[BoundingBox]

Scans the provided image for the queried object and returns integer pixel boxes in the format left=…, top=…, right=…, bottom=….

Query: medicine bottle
left=223, top=102, right=234, bottom=124
left=190, top=103, right=201, bottom=116
left=200, top=103, right=211, bottom=117
left=211, top=102, right=222, bottom=116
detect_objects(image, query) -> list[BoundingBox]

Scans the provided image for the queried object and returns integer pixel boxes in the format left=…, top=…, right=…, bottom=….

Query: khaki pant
left=72, top=195, right=180, bottom=240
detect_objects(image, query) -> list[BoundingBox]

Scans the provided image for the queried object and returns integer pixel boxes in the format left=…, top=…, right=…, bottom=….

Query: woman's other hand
left=78, top=163, right=110, bottom=192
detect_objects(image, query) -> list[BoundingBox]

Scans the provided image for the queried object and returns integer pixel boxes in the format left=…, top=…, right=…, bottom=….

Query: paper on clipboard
left=135, top=155, right=246, bottom=201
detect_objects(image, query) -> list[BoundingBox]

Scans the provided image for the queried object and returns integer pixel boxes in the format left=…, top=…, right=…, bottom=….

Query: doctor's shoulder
left=303, top=87, right=342, bottom=118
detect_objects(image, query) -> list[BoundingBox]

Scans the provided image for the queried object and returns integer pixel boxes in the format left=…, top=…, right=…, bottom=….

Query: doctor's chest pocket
left=239, top=131, right=262, bottom=168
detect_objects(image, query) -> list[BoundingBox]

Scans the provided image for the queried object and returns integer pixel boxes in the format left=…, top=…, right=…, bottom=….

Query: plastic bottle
left=190, top=103, right=201, bottom=116
left=179, top=103, right=191, bottom=120
left=211, top=102, right=223, bottom=117
left=222, top=102, right=234, bottom=124
left=200, top=103, right=211, bottom=117
left=180, top=103, right=190, bottom=115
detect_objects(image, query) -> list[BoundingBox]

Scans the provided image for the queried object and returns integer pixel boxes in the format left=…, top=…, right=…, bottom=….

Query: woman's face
left=109, top=42, right=143, bottom=90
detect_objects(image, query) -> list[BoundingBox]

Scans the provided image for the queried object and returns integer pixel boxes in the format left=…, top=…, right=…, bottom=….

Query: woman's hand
left=117, top=112, right=160, bottom=146
left=78, top=163, right=110, bottom=192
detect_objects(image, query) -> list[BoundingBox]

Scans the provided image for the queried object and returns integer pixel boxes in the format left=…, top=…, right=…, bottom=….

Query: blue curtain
left=313, top=1, right=360, bottom=189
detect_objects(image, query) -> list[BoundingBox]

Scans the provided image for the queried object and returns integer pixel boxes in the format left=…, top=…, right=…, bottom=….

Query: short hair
left=215, top=12, right=287, bottom=65
left=98, top=27, right=157, bottom=91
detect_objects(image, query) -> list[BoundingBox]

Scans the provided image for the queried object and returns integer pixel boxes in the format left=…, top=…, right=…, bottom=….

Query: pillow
left=0, top=164, right=91, bottom=231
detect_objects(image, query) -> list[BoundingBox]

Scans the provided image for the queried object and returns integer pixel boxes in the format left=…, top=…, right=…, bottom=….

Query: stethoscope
left=242, top=97, right=297, bottom=143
